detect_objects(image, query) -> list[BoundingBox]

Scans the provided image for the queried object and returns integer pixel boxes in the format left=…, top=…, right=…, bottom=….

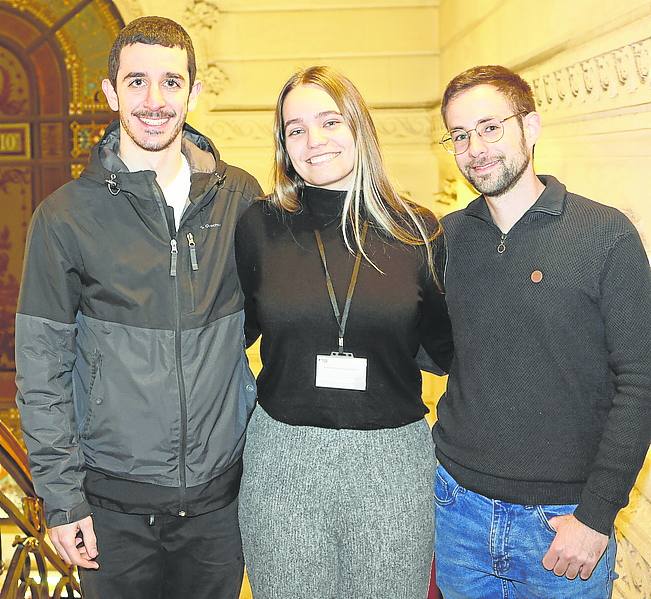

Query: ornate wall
left=0, top=0, right=123, bottom=408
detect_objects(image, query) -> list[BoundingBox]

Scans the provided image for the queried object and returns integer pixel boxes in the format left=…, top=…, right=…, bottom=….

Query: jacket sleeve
left=418, top=231, right=454, bottom=375
left=234, top=206, right=262, bottom=347
left=573, top=228, right=651, bottom=534
left=15, top=201, right=92, bottom=527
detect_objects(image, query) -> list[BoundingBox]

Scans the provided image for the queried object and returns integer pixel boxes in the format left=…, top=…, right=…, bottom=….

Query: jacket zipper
left=151, top=183, right=188, bottom=516
left=170, top=240, right=178, bottom=276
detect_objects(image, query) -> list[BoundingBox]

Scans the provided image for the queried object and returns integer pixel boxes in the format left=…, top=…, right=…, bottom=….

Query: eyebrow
left=122, top=72, right=186, bottom=82
left=284, top=110, right=342, bottom=130
left=449, top=116, right=498, bottom=131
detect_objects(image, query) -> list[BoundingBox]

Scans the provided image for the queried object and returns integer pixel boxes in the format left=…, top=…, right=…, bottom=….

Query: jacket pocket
left=80, top=350, right=103, bottom=439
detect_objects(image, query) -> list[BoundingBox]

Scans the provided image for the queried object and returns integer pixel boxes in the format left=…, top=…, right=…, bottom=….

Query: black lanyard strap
left=314, top=222, right=368, bottom=354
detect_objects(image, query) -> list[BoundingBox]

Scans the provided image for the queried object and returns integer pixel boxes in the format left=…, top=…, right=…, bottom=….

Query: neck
left=118, top=129, right=185, bottom=188
left=484, top=168, right=545, bottom=233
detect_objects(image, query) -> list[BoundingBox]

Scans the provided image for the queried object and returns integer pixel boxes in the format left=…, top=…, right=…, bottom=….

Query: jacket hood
left=80, top=120, right=223, bottom=192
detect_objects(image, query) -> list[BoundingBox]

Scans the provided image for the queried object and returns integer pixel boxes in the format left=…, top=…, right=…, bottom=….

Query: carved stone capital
left=201, top=63, right=230, bottom=109
left=184, top=0, right=220, bottom=32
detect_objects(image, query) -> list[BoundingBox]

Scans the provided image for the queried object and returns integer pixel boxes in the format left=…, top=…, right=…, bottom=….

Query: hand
left=542, top=514, right=608, bottom=580
left=48, top=515, right=99, bottom=569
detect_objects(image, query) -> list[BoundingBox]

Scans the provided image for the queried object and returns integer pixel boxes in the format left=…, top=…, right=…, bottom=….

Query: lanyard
left=314, top=222, right=368, bottom=354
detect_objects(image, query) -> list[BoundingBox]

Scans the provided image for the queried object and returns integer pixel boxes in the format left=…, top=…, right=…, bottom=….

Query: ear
left=187, top=80, right=202, bottom=112
left=522, top=111, right=542, bottom=149
left=101, top=79, right=119, bottom=111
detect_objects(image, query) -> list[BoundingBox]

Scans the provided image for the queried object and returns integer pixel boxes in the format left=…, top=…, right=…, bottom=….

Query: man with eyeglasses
left=431, top=65, right=650, bottom=598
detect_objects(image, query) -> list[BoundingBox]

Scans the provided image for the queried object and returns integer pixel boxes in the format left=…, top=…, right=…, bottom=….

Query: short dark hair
left=108, top=16, right=196, bottom=88
left=441, top=65, right=535, bottom=126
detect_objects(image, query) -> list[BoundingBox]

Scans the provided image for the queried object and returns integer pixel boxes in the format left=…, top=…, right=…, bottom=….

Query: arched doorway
left=0, top=0, right=124, bottom=419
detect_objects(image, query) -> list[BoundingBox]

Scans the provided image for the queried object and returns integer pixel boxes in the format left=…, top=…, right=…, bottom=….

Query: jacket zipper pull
left=497, top=233, right=507, bottom=254
left=170, top=239, right=178, bottom=277
left=187, top=232, right=199, bottom=271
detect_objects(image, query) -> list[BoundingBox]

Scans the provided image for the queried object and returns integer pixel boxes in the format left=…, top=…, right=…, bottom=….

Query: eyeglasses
left=440, top=112, right=527, bottom=155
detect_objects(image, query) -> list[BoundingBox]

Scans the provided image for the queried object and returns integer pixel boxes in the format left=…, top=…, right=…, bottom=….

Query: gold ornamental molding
left=0, top=123, right=30, bottom=161
left=523, top=36, right=651, bottom=117
left=5, top=0, right=57, bottom=27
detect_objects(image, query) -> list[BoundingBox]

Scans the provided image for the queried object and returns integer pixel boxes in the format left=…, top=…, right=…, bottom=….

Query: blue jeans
left=434, top=465, right=617, bottom=599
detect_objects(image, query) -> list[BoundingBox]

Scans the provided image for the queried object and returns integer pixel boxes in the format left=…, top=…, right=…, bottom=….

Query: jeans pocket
left=433, top=466, right=464, bottom=507
left=535, top=503, right=579, bottom=535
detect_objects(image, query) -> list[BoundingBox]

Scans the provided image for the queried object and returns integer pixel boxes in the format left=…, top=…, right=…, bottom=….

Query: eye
left=483, top=123, right=500, bottom=133
left=287, top=128, right=304, bottom=137
left=164, top=79, right=181, bottom=88
left=324, top=119, right=340, bottom=128
left=128, top=78, right=146, bottom=88
left=451, top=130, right=468, bottom=143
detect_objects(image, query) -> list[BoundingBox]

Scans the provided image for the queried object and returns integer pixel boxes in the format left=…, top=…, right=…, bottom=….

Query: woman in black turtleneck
left=235, top=66, right=452, bottom=599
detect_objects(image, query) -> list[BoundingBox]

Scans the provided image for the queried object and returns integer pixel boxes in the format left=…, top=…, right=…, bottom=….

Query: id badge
left=315, top=353, right=367, bottom=391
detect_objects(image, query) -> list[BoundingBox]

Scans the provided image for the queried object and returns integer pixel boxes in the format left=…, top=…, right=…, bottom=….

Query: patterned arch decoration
left=0, top=0, right=124, bottom=400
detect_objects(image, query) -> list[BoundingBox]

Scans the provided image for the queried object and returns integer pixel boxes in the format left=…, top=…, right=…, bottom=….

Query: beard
left=120, top=108, right=186, bottom=152
left=462, top=136, right=530, bottom=198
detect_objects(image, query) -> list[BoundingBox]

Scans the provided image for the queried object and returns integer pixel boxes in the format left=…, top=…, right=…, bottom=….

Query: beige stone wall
left=113, top=0, right=441, bottom=204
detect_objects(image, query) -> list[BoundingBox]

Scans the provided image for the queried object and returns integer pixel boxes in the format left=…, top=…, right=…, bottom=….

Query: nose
left=144, top=84, right=165, bottom=111
left=306, top=126, right=327, bottom=148
left=467, top=129, right=488, bottom=157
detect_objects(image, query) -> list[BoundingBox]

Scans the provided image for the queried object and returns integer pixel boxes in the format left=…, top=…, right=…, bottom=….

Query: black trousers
left=78, top=498, right=243, bottom=599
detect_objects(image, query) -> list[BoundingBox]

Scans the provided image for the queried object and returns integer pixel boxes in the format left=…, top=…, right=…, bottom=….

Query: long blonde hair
left=270, top=66, right=442, bottom=283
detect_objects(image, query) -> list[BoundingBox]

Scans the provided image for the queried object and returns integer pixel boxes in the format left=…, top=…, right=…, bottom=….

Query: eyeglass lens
left=444, top=119, right=504, bottom=154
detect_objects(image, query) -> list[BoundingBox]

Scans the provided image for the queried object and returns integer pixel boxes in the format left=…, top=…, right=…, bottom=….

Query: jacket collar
left=81, top=120, right=223, bottom=201
left=463, top=175, right=566, bottom=223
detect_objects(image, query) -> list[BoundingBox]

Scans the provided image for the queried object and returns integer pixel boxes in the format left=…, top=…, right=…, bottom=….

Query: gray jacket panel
left=15, top=121, right=262, bottom=526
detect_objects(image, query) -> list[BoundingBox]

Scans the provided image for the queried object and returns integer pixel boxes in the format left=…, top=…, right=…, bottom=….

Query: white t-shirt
left=160, top=154, right=192, bottom=231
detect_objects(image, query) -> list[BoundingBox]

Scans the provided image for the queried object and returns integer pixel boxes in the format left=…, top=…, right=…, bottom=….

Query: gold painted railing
left=0, top=419, right=80, bottom=598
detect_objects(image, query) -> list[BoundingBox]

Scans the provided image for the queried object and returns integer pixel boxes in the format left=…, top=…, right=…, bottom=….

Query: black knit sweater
left=433, top=175, right=651, bottom=534
left=235, top=186, right=453, bottom=430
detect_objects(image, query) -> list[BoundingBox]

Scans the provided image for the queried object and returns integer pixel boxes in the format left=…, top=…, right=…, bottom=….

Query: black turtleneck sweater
left=234, top=187, right=453, bottom=430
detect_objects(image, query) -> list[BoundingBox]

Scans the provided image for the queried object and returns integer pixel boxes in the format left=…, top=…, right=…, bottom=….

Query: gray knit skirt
left=239, top=406, right=435, bottom=599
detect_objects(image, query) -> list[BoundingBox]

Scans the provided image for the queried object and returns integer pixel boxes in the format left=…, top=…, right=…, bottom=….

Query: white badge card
left=315, top=353, right=367, bottom=391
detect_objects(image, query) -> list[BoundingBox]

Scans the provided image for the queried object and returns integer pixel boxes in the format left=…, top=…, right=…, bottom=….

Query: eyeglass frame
left=439, top=111, right=528, bottom=155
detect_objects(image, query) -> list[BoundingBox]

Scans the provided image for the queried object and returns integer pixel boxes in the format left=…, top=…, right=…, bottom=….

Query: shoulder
left=419, top=205, right=443, bottom=235
left=563, top=191, right=636, bottom=238
left=218, top=162, right=263, bottom=200
left=440, top=207, right=468, bottom=241
left=237, top=197, right=286, bottom=235
left=34, top=177, right=97, bottom=224
left=394, top=199, right=443, bottom=239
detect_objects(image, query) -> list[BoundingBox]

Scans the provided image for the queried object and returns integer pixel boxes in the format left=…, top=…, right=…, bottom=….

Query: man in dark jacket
left=15, top=16, right=262, bottom=599
left=432, top=65, right=650, bottom=598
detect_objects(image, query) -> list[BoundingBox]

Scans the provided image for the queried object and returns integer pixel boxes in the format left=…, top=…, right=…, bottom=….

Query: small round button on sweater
left=531, top=270, right=543, bottom=283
